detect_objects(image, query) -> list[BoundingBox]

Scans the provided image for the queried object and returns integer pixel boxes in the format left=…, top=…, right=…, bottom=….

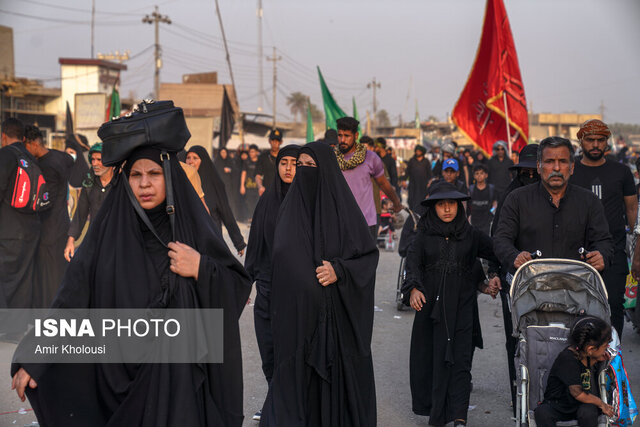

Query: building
left=529, top=113, right=602, bottom=141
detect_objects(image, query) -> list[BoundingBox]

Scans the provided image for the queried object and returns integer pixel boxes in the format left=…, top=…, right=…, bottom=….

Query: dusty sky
left=2, top=0, right=640, bottom=124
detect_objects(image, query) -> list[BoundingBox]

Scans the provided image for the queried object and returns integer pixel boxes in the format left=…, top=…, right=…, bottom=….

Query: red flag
left=452, top=0, right=528, bottom=155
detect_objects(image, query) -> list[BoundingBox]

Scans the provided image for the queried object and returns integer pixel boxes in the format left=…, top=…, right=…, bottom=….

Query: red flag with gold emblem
left=452, top=0, right=528, bottom=155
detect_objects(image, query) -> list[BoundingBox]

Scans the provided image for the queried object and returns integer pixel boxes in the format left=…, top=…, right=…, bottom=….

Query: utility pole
left=599, top=99, right=605, bottom=121
left=91, top=0, right=95, bottom=58
left=142, top=6, right=171, bottom=100
left=266, top=47, right=282, bottom=129
left=367, top=77, right=381, bottom=133
left=257, top=0, right=264, bottom=112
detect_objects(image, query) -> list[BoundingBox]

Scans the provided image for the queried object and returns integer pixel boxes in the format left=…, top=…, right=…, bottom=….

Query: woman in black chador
left=11, top=106, right=251, bottom=427
left=186, top=145, right=246, bottom=255
left=402, top=181, right=500, bottom=427
left=245, top=144, right=299, bottom=418
left=261, top=141, right=379, bottom=426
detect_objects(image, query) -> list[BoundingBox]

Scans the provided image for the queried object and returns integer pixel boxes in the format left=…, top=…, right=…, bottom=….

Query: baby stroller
left=510, top=258, right=613, bottom=427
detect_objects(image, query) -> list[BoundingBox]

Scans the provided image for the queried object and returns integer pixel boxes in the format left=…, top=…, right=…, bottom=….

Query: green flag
left=106, top=86, right=121, bottom=121
left=352, top=97, right=362, bottom=134
left=306, top=99, right=315, bottom=142
left=317, top=66, right=347, bottom=130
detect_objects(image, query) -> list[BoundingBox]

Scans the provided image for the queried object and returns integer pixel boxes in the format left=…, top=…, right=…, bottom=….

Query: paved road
left=1, top=225, right=639, bottom=426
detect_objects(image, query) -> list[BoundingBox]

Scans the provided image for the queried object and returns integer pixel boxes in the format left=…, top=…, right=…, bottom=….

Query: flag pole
left=503, top=91, right=513, bottom=157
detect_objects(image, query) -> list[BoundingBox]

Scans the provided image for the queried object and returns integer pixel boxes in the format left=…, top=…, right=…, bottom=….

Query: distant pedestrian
left=215, top=147, right=238, bottom=216
left=406, top=145, right=433, bottom=209
left=487, top=140, right=514, bottom=200
left=468, top=163, right=497, bottom=235
left=186, top=146, right=246, bottom=255
left=64, top=135, right=90, bottom=188
left=334, top=117, right=402, bottom=241
left=64, top=143, right=115, bottom=262
left=256, top=129, right=282, bottom=196
left=570, top=119, right=637, bottom=337
left=23, top=125, right=73, bottom=307
left=240, top=145, right=260, bottom=221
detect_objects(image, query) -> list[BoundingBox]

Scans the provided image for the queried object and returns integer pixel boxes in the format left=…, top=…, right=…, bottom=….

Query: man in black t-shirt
left=256, top=129, right=282, bottom=196
left=468, top=163, right=497, bottom=235
left=570, top=119, right=637, bottom=337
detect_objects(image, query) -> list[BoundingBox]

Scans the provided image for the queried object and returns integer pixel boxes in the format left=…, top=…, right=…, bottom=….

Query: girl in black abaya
left=11, top=145, right=251, bottom=427
left=186, top=145, right=246, bottom=254
left=245, top=144, right=300, bottom=418
left=261, top=142, right=379, bottom=427
left=402, top=181, right=500, bottom=427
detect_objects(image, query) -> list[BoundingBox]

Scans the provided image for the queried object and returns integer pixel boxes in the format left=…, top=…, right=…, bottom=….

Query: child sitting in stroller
left=534, top=316, right=616, bottom=427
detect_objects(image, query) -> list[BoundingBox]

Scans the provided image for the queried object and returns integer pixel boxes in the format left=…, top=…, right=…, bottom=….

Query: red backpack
left=9, top=144, right=51, bottom=212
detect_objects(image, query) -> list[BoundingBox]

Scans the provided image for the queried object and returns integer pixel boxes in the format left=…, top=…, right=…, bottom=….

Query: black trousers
left=602, top=250, right=628, bottom=338
left=254, top=281, right=274, bottom=384
left=500, top=283, right=518, bottom=417
left=534, top=402, right=599, bottom=427
left=369, top=225, right=378, bottom=243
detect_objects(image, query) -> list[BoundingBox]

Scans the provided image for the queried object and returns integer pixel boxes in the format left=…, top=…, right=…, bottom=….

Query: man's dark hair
left=472, top=163, right=488, bottom=174
left=248, top=144, right=259, bottom=151
left=538, top=136, right=574, bottom=164
left=336, top=116, right=359, bottom=133
left=375, top=137, right=387, bottom=147
left=24, top=125, right=45, bottom=146
left=359, top=135, right=374, bottom=147
left=1, top=117, right=25, bottom=140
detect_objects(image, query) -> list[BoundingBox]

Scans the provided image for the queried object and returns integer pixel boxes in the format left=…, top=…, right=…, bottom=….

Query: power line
left=0, top=8, right=138, bottom=25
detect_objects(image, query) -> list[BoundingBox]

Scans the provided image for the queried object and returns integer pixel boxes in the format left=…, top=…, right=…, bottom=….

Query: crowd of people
left=1, top=109, right=639, bottom=426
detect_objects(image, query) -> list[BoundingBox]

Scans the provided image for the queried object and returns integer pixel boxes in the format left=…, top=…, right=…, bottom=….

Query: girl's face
left=297, top=153, right=317, bottom=167
left=219, top=149, right=227, bottom=159
left=587, top=341, right=610, bottom=362
left=186, top=152, right=201, bottom=171
left=278, top=156, right=297, bottom=184
left=435, top=199, right=458, bottom=223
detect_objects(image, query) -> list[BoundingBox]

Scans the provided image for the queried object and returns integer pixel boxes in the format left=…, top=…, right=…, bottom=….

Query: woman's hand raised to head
left=168, top=242, right=201, bottom=280
left=11, top=368, right=37, bottom=402
left=315, top=261, right=337, bottom=287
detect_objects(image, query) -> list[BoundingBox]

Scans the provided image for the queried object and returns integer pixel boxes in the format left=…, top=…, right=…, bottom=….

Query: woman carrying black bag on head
left=11, top=100, right=252, bottom=427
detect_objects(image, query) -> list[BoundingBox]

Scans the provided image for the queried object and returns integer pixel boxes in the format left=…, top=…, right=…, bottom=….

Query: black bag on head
left=8, top=144, right=51, bottom=213
left=98, top=99, right=191, bottom=167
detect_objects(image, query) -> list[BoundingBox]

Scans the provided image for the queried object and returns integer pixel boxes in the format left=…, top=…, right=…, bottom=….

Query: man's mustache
left=548, top=171, right=565, bottom=179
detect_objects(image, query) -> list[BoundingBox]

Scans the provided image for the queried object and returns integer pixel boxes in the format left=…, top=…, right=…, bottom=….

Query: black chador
left=34, top=149, right=73, bottom=308
left=403, top=196, right=498, bottom=426
left=12, top=149, right=251, bottom=427
left=245, top=144, right=300, bottom=387
left=261, top=142, right=379, bottom=426
left=187, top=145, right=246, bottom=253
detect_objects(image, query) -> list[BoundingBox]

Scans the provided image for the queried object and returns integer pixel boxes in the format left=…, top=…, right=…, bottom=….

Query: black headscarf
left=186, top=145, right=246, bottom=252
left=245, top=144, right=300, bottom=283
left=13, top=148, right=251, bottom=427
left=420, top=201, right=471, bottom=241
left=262, top=141, right=378, bottom=425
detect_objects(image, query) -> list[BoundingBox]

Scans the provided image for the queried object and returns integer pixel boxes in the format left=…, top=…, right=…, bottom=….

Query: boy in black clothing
left=468, top=164, right=497, bottom=235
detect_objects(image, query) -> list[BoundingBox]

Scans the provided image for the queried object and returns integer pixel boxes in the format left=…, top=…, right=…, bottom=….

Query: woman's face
left=279, top=155, right=297, bottom=183
left=297, top=153, right=317, bottom=167
left=186, top=152, right=201, bottom=171
left=128, top=158, right=166, bottom=210
left=435, top=199, right=458, bottom=223
left=219, top=149, right=228, bottom=159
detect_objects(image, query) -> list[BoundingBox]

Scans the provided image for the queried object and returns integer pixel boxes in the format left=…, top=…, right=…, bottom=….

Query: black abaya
left=407, top=156, right=433, bottom=209
left=34, top=149, right=73, bottom=308
left=245, top=145, right=300, bottom=386
left=12, top=153, right=251, bottom=427
left=261, top=142, right=379, bottom=426
left=187, top=146, right=246, bottom=252
left=403, top=204, right=497, bottom=426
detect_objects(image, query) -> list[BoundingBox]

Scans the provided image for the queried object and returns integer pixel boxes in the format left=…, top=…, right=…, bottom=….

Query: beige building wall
left=0, top=26, right=14, bottom=79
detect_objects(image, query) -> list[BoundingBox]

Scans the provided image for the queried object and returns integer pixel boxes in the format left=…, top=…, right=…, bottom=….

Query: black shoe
left=454, top=420, right=466, bottom=426
left=252, top=410, right=261, bottom=421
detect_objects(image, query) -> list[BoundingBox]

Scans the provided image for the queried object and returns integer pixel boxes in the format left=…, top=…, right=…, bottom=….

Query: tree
left=376, top=109, right=391, bottom=128
left=309, top=102, right=324, bottom=122
left=286, top=92, right=308, bottom=122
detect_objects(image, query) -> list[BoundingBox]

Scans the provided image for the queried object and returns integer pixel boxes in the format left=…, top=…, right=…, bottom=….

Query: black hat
left=421, top=181, right=470, bottom=206
left=414, top=145, right=427, bottom=154
left=336, top=116, right=359, bottom=133
left=323, top=129, right=338, bottom=146
left=269, top=128, right=282, bottom=141
left=510, top=143, right=539, bottom=170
